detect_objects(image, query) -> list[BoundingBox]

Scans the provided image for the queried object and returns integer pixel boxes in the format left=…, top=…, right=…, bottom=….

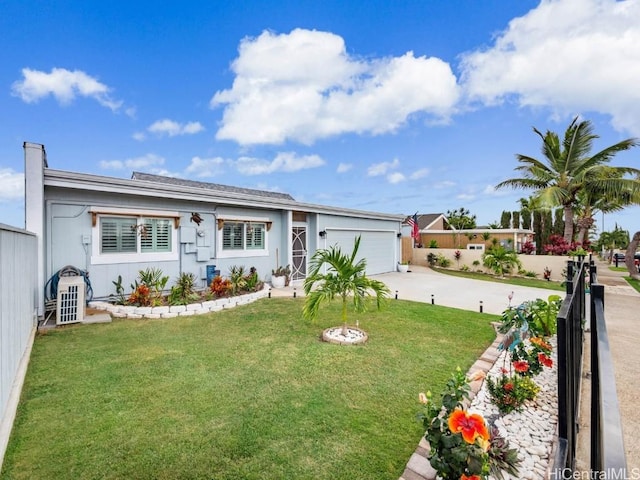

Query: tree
left=500, top=211, right=511, bottom=229
left=482, top=245, right=522, bottom=277
left=446, top=207, right=477, bottom=230
left=595, top=225, right=629, bottom=261
left=512, top=211, right=520, bottom=230
left=626, top=232, right=640, bottom=280
left=496, top=117, right=640, bottom=242
left=574, top=167, right=640, bottom=244
left=303, top=236, right=389, bottom=335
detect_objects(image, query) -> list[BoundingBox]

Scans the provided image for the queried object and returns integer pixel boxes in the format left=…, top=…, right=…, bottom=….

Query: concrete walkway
left=271, top=263, right=639, bottom=473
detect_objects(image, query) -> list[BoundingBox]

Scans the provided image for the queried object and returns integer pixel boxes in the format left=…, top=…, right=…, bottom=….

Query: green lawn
left=624, top=276, right=640, bottom=293
left=431, top=267, right=566, bottom=291
left=1, top=298, right=496, bottom=480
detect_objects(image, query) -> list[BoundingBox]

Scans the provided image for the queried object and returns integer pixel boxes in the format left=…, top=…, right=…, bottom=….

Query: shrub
left=460, top=265, right=470, bottom=272
left=486, top=373, right=540, bottom=414
left=418, top=369, right=520, bottom=479
left=428, top=239, right=438, bottom=248
left=426, top=252, right=438, bottom=267
left=168, top=272, right=199, bottom=306
left=210, top=276, right=231, bottom=298
left=521, top=241, right=535, bottom=255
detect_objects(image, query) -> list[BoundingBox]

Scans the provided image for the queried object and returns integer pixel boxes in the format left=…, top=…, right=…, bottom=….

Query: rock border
left=89, top=285, right=270, bottom=319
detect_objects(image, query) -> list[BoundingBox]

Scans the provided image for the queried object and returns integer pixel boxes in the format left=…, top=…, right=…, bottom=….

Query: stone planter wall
left=89, top=285, right=270, bottom=320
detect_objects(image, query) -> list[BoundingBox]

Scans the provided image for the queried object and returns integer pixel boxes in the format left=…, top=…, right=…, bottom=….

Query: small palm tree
left=482, top=245, right=522, bottom=277
left=303, top=236, right=390, bottom=335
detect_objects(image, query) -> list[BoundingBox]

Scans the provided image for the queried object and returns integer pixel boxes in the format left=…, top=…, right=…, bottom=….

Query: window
left=222, top=222, right=265, bottom=251
left=92, top=212, right=178, bottom=264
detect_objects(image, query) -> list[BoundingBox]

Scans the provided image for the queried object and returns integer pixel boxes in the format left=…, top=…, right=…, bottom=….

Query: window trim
left=91, top=210, right=179, bottom=265
left=216, top=215, right=270, bottom=259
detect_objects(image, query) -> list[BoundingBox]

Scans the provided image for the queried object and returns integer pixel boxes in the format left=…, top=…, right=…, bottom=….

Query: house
left=403, top=213, right=535, bottom=252
left=24, top=143, right=404, bottom=316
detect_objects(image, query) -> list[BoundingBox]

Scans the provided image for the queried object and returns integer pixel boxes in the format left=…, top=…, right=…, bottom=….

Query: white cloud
left=100, top=153, right=165, bottom=170
left=147, top=119, right=205, bottom=137
left=132, top=132, right=146, bottom=141
left=212, top=28, right=460, bottom=145
left=460, top=0, right=640, bottom=136
left=483, top=184, right=511, bottom=196
left=185, top=156, right=225, bottom=177
left=337, top=163, right=353, bottom=173
left=457, top=193, right=476, bottom=200
left=234, top=152, right=325, bottom=175
left=410, top=168, right=430, bottom=180
left=434, top=180, right=456, bottom=189
left=11, top=67, right=123, bottom=111
left=368, top=158, right=400, bottom=177
left=387, top=172, right=406, bottom=184
left=0, top=168, right=24, bottom=201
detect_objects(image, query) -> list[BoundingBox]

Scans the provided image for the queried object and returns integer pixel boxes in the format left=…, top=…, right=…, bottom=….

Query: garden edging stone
left=89, top=284, right=269, bottom=320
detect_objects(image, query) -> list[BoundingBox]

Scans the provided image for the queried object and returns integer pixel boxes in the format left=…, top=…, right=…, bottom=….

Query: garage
left=323, top=229, right=397, bottom=275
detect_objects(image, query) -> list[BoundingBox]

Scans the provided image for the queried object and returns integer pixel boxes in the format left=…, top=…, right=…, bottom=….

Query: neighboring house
left=402, top=213, right=535, bottom=252
left=24, top=143, right=404, bottom=316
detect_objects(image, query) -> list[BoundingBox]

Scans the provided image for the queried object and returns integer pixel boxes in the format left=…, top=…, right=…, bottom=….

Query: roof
left=404, top=213, right=450, bottom=230
left=43, top=168, right=404, bottom=222
left=131, top=171, right=295, bottom=201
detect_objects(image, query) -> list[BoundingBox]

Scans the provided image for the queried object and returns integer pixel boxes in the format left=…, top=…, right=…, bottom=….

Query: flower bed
left=90, top=284, right=270, bottom=319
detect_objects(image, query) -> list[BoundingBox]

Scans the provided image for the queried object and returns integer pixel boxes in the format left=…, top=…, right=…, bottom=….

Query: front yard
left=1, top=298, right=496, bottom=480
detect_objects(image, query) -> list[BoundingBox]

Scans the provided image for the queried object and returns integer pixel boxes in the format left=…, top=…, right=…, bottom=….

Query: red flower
left=461, top=475, right=481, bottom=480
left=513, top=360, right=529, bottom=373
left=504, top=382, right=514, bottom=392
left=500, top=367, right=509, bottom=375
left=448, top=409, right=490, bottom=444
left=538, top=352, right=553, bottom=368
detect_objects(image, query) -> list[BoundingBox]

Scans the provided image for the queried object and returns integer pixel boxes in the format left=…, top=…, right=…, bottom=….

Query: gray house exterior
left=24, top=142, right=404, bottom=316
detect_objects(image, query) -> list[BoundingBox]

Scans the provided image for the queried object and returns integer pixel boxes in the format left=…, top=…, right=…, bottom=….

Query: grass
left=608, top=266, right=628, bottom=272
left=431, top=267, right=565, bottom=291
left=1, top=298, right=497, bottom=480
left=624, top=276, right=640, bottom=293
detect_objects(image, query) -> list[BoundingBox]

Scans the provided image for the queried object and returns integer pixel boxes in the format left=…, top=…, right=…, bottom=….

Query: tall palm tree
left=496, top=117, right=640, bottom=242
left=303, top=236, right=390, bottom=335
left=574, top=167, right=640, bottom=244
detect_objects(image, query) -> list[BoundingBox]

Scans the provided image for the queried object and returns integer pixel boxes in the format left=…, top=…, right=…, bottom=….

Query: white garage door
left=324, top=230, right=396, bottom=275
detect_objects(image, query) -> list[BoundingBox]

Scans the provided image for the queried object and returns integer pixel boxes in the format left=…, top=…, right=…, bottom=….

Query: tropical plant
left=486, top=373, right=540, bottom=414
left=418, top=369, right=520, bottom=479
left=168, top=272, right=199, bottom=306
left=496, top=117, right=640, bottom=243
left=302, top=236, right=390, bottom=335
left=428, top=239, right=438, bottom=248
left=272, top=264, right=291, bottom=286
left=129, top=267, right=169, bottom=306
left=482, top=245, right=522, bottom=277
left=209, top=275, right=231, bottom=298
left=244, top=266, right=263, bottom=292
left=228, top=265, right=248, bottom=296
left=499, top=296, right=561, bottom=337
left=427, top=252, right=438, bottom=267
left=594, top=225, right=629, bottom=260
left=111, top=275, right=127, bottom=305
left=521, top=241, right=535, bottom=255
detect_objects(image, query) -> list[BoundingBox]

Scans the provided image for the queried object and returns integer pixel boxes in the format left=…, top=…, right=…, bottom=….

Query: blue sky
left=2, top=0, right=640, bottom=238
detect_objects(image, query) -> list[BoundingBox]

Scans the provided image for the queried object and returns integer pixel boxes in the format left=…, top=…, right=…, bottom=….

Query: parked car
left=613, top=252, right=640, bottom=262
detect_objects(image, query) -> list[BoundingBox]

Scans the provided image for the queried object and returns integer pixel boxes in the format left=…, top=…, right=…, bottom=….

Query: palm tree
left=496, top=117, right=640, bottom=243
left=574, top=167, right=640, bottom=244
left=303, top=236, right=390, bottom=335
left=482, top=245, right=522, bottom=277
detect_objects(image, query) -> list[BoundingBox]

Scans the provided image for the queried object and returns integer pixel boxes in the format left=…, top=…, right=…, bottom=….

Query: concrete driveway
left=371, top=265, right=561, bottom=315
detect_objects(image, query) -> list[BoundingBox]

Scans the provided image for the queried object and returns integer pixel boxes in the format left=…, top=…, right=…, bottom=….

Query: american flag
left=407, top=213, right=420, bottom=241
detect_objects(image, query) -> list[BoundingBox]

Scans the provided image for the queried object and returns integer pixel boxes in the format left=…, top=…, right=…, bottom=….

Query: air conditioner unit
left=56, top=276, right=85, bottom=325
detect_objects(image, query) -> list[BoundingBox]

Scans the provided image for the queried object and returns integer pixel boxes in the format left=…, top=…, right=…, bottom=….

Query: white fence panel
left=0, top=224, right=38, bottom=467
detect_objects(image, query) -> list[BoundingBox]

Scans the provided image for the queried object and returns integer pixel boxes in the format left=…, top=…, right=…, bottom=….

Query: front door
left=291, top=226, right=307, bottom=282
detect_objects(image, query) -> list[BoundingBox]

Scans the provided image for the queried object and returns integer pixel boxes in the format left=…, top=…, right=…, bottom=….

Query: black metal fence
left=553, top=255, right=627, bottom=478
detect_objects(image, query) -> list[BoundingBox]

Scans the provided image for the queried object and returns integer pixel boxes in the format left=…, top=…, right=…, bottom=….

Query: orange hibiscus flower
left=461, top=474, right=481, bottom=480
left=448, top=409, right=489, bottom=444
